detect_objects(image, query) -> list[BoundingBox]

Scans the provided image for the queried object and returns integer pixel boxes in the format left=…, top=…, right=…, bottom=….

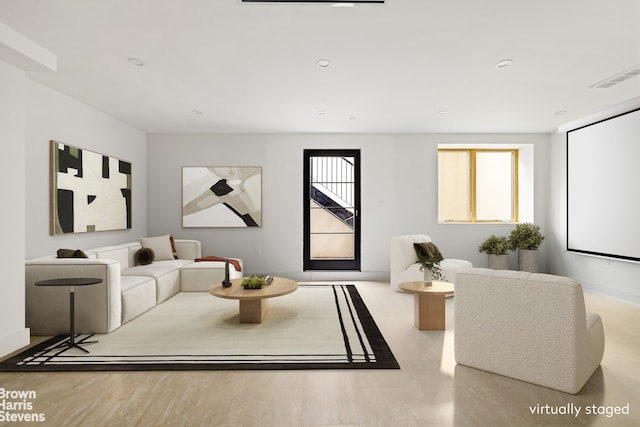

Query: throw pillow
left=134, top=247, right=155, bottom=266
left=413, top=242, right=444, bottom=262
left=56, top=248, right=89, bottom=258
left=140, top=235, right=174, bottom=261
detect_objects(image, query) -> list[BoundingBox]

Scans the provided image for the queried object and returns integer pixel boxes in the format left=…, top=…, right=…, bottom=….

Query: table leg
left=239, top=299, right=268, bottom=323
left=414, top=293, right=446, bottom=330
left=51, top=288, right=97, bottom=353
left=69, top=289, right=76, bottom=346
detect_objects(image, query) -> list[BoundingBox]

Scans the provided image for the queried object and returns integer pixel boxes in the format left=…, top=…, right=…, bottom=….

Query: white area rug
left=2, top=285, right=398, bottom=371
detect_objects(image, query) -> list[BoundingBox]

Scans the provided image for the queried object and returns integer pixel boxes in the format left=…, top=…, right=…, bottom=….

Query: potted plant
left=508, top=223, right=545, bottom=272
left=241, top=276, right=266, bottom=289
left=478, top=235, right=510, bottom=270
left=413, top=243, right=445, bottom=283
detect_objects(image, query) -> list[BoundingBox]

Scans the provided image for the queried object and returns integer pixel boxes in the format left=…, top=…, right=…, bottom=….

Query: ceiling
left=1, top=0, right=639, bottom=134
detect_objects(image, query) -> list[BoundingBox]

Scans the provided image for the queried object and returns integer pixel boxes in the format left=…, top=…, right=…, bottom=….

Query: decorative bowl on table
left=242, top=275, right=271, bottom=289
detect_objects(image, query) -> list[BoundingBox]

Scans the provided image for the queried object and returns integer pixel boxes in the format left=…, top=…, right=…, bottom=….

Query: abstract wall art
left=50, top=140, right=132, bottom=235
left=182, top=166, right=262, bottom=227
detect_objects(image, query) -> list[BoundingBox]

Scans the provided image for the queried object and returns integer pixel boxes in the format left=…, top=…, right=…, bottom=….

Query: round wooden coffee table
left=209, top=277, right=298, bottom=323
left=399, top=281, right=454, bottom=330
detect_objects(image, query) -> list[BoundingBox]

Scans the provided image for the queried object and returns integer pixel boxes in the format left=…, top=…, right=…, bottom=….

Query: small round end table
left=399, top=280, right=454, bottom=330
left=35, top=277, right=102, bottom=353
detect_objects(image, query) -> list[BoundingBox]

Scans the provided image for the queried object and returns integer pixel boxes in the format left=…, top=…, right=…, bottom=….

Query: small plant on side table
left=242, top=276, right=266, bottom=289
left=414, top=242, right=446, bottom=282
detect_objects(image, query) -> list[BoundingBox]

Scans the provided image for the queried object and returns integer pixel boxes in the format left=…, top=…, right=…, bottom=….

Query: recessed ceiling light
left=495, top=59, right=513, bottom=69
left=127, top=57, right=145, bottom=67
left=192, top=109, right=202, bottom=115
left=438, top=110, right=449, bottom=115
left=316, top=110, right=326, bottom=116
left=317, top=59, right=331, bottom=68
left=348, top=116, right=356, bottom=120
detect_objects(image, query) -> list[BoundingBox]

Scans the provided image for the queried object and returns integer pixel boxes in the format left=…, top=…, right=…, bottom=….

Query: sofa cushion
left=413, top=242, right=444, bottom=262
left=140, top=235, right=174, bottom=261
left=439, top=259, right=473, bottom=283
left=121, top=276, right=157, bottom=323
left=123, top=263, right=183, bottom=304
left=155, top=259, right=195, bottom=269
left=94, top=246, right=131, bottom=269
left=122, top=264, right=178, bottom=278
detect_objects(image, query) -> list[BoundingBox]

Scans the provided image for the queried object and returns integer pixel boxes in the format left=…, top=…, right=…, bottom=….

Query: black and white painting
left=182, top=166, right=262, bottom=227
left=50, top=140, right=132, bottom=235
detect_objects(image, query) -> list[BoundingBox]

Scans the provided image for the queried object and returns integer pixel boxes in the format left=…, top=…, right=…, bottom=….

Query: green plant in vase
left=414, top=242, right=445, bottom=282
left=479, top=235, right=510, bottom=270
left=508, top=223, right=545, bottom=272
left=508, top=223, right=545, bottom=250
left=242, top=276, right=266, bottom=289
left=478, top=235, right=510, bottom=255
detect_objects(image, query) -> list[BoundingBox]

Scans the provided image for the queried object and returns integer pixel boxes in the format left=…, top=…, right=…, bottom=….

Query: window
left=438, top=148, right=518, bottom=222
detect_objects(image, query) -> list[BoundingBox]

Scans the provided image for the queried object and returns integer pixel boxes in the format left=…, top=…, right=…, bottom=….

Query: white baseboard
left=0, top=328, right=30, bottom=358
left=581, top=282, right=640, bottom=306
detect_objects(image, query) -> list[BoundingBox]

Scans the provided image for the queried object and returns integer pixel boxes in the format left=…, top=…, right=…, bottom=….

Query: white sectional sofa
left=25, top=238, right=243, bottom=335
left=454, top=268, right=605, bottom=394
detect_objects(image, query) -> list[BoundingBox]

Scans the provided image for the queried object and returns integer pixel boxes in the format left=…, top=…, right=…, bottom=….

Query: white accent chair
left=390, top=234, right=472, bottom=291
left=454, top=268, right=605, bottom=394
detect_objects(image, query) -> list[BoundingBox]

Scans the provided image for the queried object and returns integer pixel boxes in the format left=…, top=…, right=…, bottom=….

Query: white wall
left=0, top=59, right=29, bottom=356
left=548, top=131, right=640, bottom=304
left=25, top=80, right=148, bottom=258
left=147, top=133, right=550, bottom=281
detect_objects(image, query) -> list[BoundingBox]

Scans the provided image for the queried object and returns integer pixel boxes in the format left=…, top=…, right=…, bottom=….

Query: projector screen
left=567, top=107, right=640, bottom=262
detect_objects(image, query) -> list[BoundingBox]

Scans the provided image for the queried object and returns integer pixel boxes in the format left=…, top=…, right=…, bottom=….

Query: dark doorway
left=303, top=149, right=361, bottom=271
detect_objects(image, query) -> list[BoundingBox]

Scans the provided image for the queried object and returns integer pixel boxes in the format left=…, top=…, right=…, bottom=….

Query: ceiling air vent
left=589, top=65, right=640, bottom=89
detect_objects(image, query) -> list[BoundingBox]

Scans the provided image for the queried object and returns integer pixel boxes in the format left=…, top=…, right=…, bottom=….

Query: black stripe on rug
left=0, top=284, right=399, bottom=372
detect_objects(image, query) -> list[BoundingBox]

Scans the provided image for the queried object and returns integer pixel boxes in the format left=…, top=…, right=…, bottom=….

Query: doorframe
left=303, top=149, right=361, bottom=271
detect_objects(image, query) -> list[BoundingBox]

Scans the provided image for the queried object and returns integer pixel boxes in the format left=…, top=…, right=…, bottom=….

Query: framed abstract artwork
left=182, top=166, right=262, bottom=227
left=50, top=140, right=132, bottom=235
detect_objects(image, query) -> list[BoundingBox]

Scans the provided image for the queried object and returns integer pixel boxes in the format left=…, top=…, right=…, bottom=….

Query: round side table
left=399, top=280, right=454, bottom=330
left=35, top=277, right=103, bottom=353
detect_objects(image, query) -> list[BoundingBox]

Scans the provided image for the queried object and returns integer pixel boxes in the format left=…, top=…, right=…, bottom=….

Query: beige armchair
left=390, top=234, right=472, bottom=291
left=454, top=268, right=605, bottom=394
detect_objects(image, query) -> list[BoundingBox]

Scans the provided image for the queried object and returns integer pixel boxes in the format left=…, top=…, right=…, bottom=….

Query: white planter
left=488, top=254, right=509, bottom=270
left=518, top=249, right=539, bottom=272
left=423, top=268, right=433, bottom=283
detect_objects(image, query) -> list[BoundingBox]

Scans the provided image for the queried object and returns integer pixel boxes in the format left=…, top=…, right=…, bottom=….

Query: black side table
left=34, top=277, right=102, bottom=353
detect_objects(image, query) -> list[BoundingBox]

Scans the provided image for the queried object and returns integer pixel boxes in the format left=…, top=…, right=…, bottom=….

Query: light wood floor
left=1, top=281, right=638, bottom=426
